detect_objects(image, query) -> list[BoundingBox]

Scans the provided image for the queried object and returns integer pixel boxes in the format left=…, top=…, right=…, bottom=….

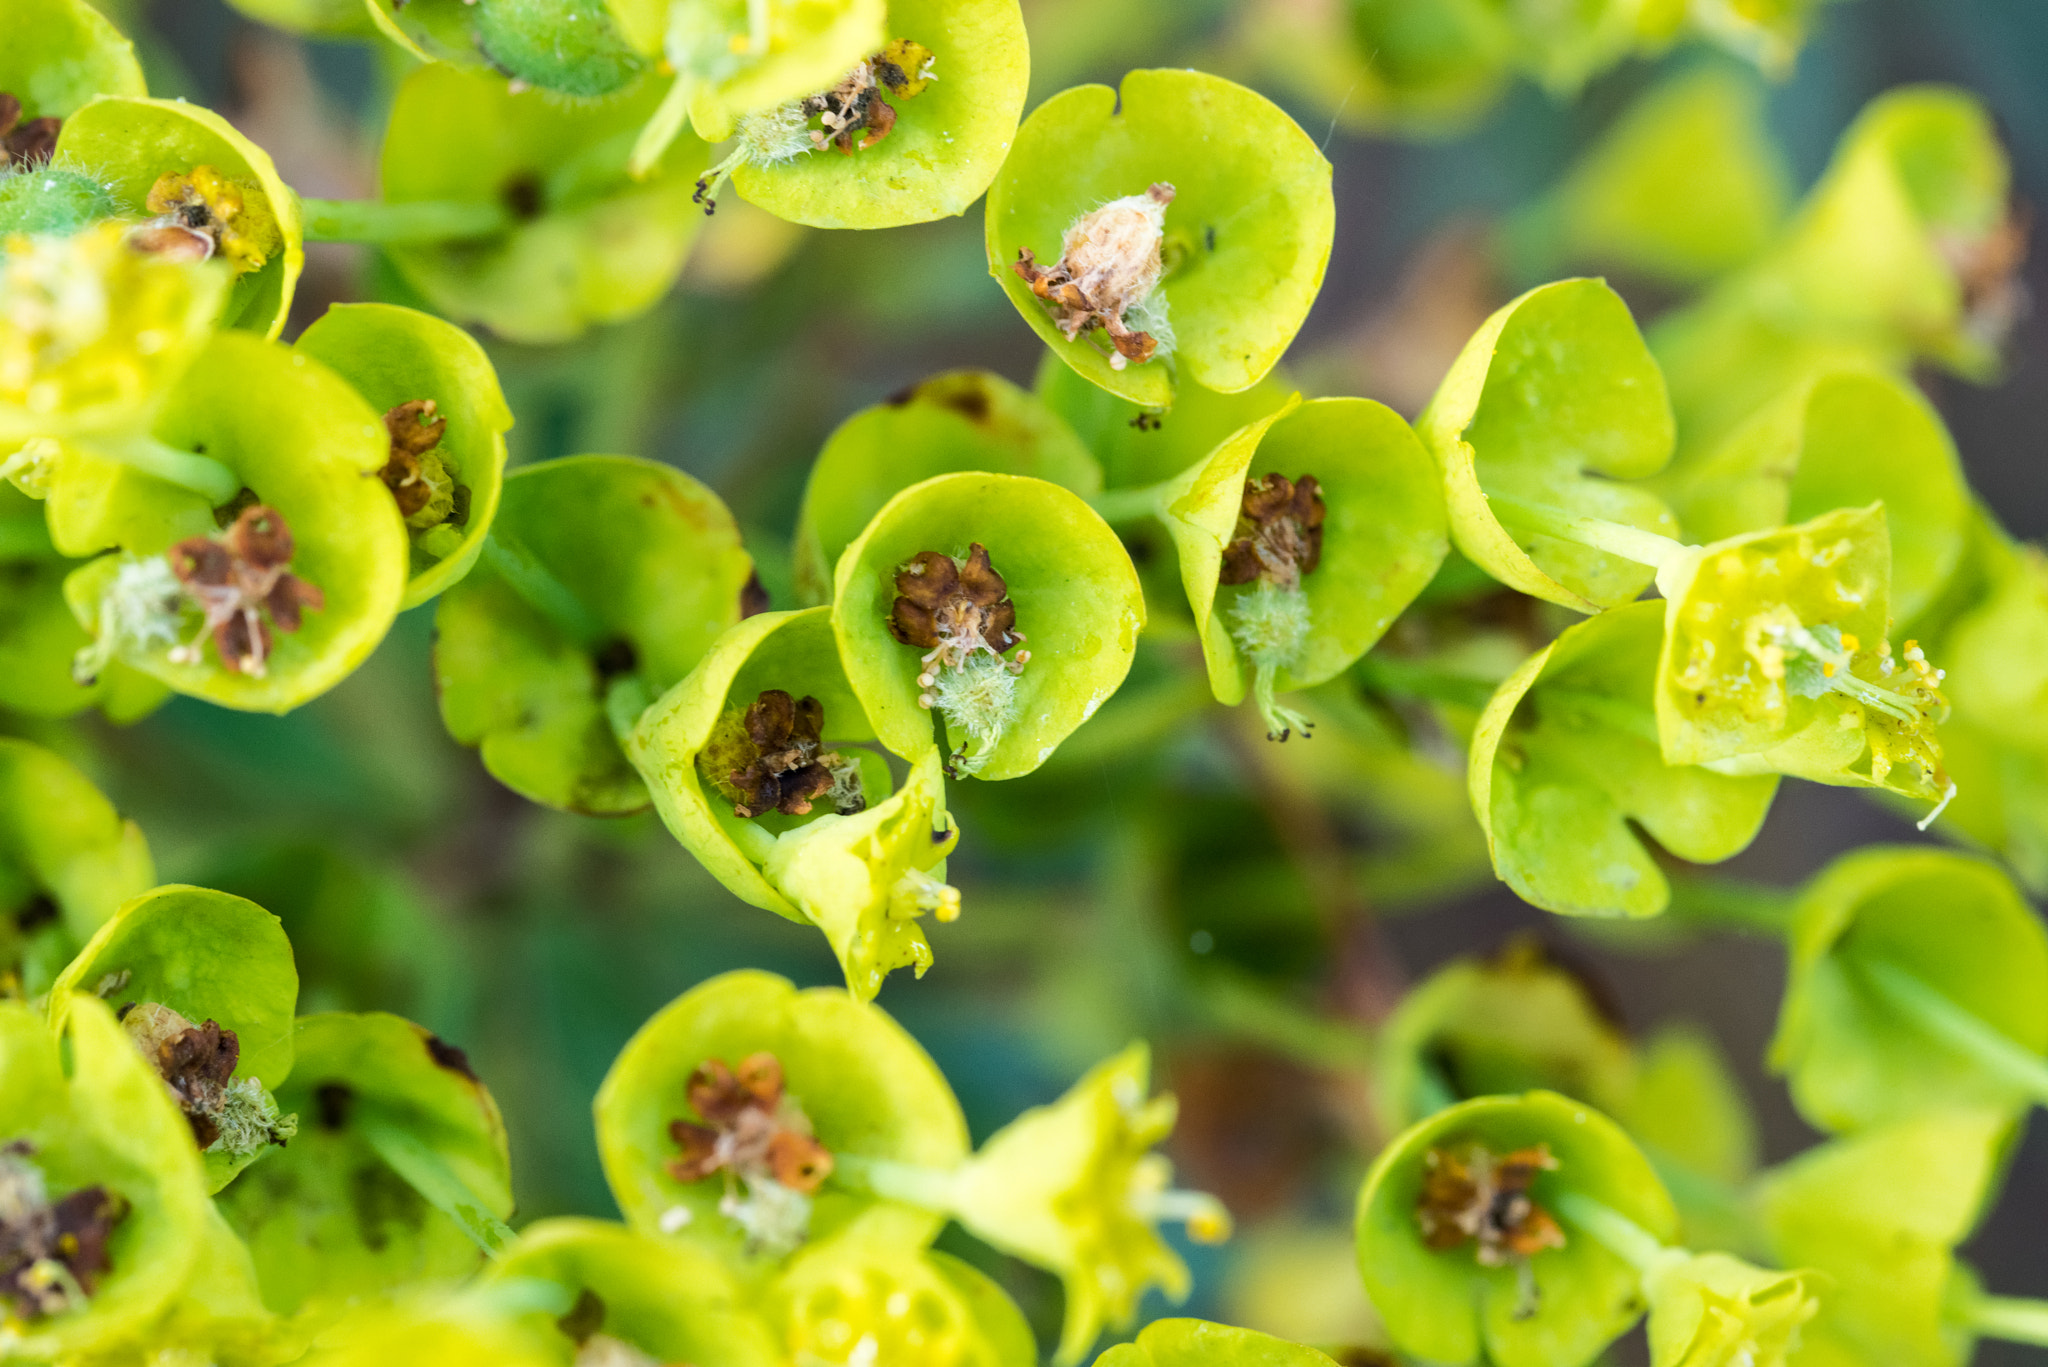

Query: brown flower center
left=122, top=1003, right=240, bottom=1148
left=887, top=542, right=1029, bottom=702
left=702, top=689, right=867, bottom=820
left=165, top=503, right=325, bottom=678
left=1013, top=183, right=1176, bottom=368
left=0, top=93, right=60, bottom=168
left=1416, top=1141, right=1566, bottom=1268
left=1220, top=473, right=1324, bottom=592
left=0, top=1141, right=126, bottom=1321
left=379, top=399, right=465, bottom=532
left=666, top=1052, right=833, bottom=1194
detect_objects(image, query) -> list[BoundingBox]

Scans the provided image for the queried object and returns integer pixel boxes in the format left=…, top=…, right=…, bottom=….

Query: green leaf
left=215, top=1011, right=513, bottom=1316
left=485, top=1216, right=785, bottom=1365
left=0, top=0, right=146, bottom=119
left=0, top=736, right=153, bottom=998
left=1414, top=278, right=1678, bottom=612
left=380, top=65, right=711, bottom=344
left=1756, top=1109, right=2014, bottom=1367
left=831, top=471, right=1143, bottom=780
left=294, top=302, right=516, bottom=609
left=592, top=969, right=968, bottom=1269
left=985, top=69, right=1335, bottom=406
left=794, top=371, right=1101, bottom=604
left=60, top=330, right=410, bottom=714
left=1354, top=1090, right=1679, bottom=1367
left=729, top=0, right=1029, bottom=229
left=1770, top=845, right=2048, bottom=1132
left=1034, top=351, right=1294, bottom=491
left=435, top=454, right=753, bottom=815
left=54, top=95, right=304, bottom=338
left=771, top=1232, right=1038, bottom=1367
left=1501, top=66, right=1790, bottom=286
left=1157, top=395, right=1447, bottom=707
left=1655, top=368, right=1969, bottom=626
left=1469, top=601, right=1778, bottom=918
left=1093, top=1318, right=1340, bottom=1367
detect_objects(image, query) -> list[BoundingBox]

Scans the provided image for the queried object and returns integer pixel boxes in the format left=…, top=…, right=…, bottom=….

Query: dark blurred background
left=25, top=0, right=2048, bottom=1359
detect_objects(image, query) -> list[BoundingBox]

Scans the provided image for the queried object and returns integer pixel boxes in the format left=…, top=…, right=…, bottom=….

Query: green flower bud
left=0, top=737, right=153, bottom=999
left=939, top=1043, right=1231, bottom=1366
left=484, top=1217, right=784, bottom=1367
left=1470, top=601, right=1778, bottom=918
left=1640, top=1251, right=1822, bottom=1367
left=772, top=1235, right=1037, bottom=1367
left=0, top=222, right=226, bottom=446
left=0, top=0, right=146, bottom=125
left=1770, top=846, right=2048, bottom=1132
left=1355, top=1091, right=1679, bottom=1367
left=53, top=97, right=303, bottom=338
left=215, top=1012, right=515, bottom=1318
left=1093, top=1318, right=1340, bottom=1367
left=473, top=0, right=650, bottom=97
left=0, top=165, right=120, bottom=237
left=832, top=471, right=1143, bottom=780
left=59, top=331, right=409, bottom=714
left=595, top=971, right=967, bottom=1269
left=435, top=454, right=754, bottom=815
left=379, top=64, right=710, bottom=344
left=294, top=303, right=515, bottom=610
left=1414, top=277, right=1679, bottom=613
left=793, top=370, right=1101, bottom=605
left=986, top=69, right=1334, bottom=407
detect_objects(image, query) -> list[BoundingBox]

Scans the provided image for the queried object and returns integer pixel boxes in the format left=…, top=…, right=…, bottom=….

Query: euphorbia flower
left=165, top=505, right=326, bottom=679
left=0, top=1141, right=125, bottom=1320
left=1641, top=1252, right=1821, bottom=1367
left=664, top=1052, right=833, bottom=1255
left=128, top=165, right=283, bottom=276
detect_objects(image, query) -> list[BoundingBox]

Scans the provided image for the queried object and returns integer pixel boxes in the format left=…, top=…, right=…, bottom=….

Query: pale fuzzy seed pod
left=1059, top=183, right=1174, bottom=346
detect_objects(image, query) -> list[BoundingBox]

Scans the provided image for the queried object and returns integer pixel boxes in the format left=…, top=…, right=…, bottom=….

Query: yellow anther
left=1840, top=633, right=1860, bottom=652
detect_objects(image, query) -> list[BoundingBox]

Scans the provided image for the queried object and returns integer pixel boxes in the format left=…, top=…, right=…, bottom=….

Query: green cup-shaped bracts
left=365, top=0, right=646, bottom=97
left=772, top=1235, right=1037, bottom=1367
left=1157, top=396, right=1447, bottom=731
left=942, top=1042, right=1230, bottom=1367
left=1941, top=539, right=2048, bottom=753
left=53, top=96, right=302, bottom=338
left=1034, top=351, right=1294, bottom=492
left=1749, top=86, right=2015, bottom=382
left=794, top=371, right=1101, bottom=604
left=717, top=0, right=1027, bottom=229
left=1372, top=942, right=1635, bottom=1138
left=0, top=995, right=220, bottom=1360
left=1094, top=1318, right=1340, bottom=1367
left=831, top=471, right=1142, bottom=780
left=1355, top=1091, right=1680, bottom=1367
left=1470, top=601, right=1778, bottom=918
left=484, top=1217, right=783, bottom=1366
left=0, top=0, right=146, bottom=118
left=0, top=738, right=152, bottom=999
left=985, top=69, right=1335, bottom=407
left=1639, top=1251, right=1822, bottom=1367
left=47, top=884, right=298, bottom=1192
left=380, top=65, right=710, bottom=345
left=1769, top=846, right=2048, bottom=1133
left=1501, top=67, right=1790, bottom=287
left=294, top=303, right=515, bottom=609
left=0, top=225, right=227, bottom=446
left=1755, top=1109, right=2012, bottom=1367
left=60, top=330, right=408, bottom=713
left=215, top=1011, right=513, bottom=1315
left=594, top=970, right=969, bottom=1269
left=435, top=454, right=753, bottom=815
left=627, top=606, right=961, bottom=1000
left=1653, top=504, right=1953, bottom=809
left=616, top=0, right=885, bottom=140
left=0, top=491, right=167, bottom=720
left=1657, top=368, right=1969, bottom=626
left=1415, top=278, right=1679, bottom=613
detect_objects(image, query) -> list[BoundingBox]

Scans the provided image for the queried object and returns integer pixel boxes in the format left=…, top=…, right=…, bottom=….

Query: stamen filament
left=1490, top=496, right=1688, bottom=571
left=299, top=197, right=511, bottom=244
left=829, top=1152, right=963, bottom=1212
left=1855, top=959, right=2048, bottom=1105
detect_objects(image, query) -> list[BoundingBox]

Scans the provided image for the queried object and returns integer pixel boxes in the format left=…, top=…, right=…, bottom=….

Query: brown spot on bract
left=316, top=1082, right=354, bottom=1130
left=740, top=570, right=771, bottom=618
left=924, top=374, right=992, bottom=425
left=425, top=1034, right=479, bottom=1080
left=557, top=1287, right=606, bottom=1344
left=0, top=93, right=61, bottom=167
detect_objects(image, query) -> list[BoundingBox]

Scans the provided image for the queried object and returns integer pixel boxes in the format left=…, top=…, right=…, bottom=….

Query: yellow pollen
left=1822, top=663, right=1837, bottom=677
left=1840, top=633, right=1860, bottom=652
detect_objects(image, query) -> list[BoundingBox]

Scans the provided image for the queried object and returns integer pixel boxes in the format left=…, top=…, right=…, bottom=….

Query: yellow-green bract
left=1769, top=846, right=2048, bottom=1133
left=1639, top=1251, right=1821, bottom=1367
left=59, top=331, right=408, bottom=713
left=434, top=454, right=753, bottom=815
left=1469, top=601, right=1778, bottom=919
left=379, top=65, right=710, bottom=344
left=215, top=1011, right=513, bottom=1317
left=1092, top=1318, right=1339, bottom=1367
left=617, top=0, right=885, bottom=139
left=53, top=96, right=303, bottom=338
left=294, top=303, right=515, bottom=610
left=0, top=490, right=167, bottom=719
left=0, top=0, right=147, bottom=117
left=985, top=69, right=1334, bottom=407
left=593, top=970, right=969, bottom=1266
left=1355, top=1091, right=1680, bottom=1367
left=772, top=1234, right=1038, bottom=1367
left=1415, top=278, right=1678, bottom=612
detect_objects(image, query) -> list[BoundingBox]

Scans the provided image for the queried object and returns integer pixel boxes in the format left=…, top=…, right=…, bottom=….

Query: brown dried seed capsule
left=1415, top=1142, right=1566, bottom=1268
left=166, top=504, right=325, bottom=677
left=0, top=93, right=61, bottom=167
left=664, top=1051, right=835, bottom=1194
left=1219, top=473, right=1325, bottom=590
left=1013, top=183, right=1175, bottom=368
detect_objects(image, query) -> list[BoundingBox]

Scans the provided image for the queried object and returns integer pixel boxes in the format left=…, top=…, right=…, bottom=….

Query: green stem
left=1553, top=1190, right=1678, bottom=1277
left=299, top=197, right=510, bottom=244
left=1662, top=877, right=1797, bottom=935
left=1087, top=484, right=1165, bottom=525
left=478, top=534, right=607, bottom=649
left=830, top=1153, right=962, bottom=1213
left=95, top=434, right=241, bottom=506
left=1490, top=496, right=1688, bottom=571
left=1856, top=959, right=2048, bottom=1104
left=1965, top=1294, right=2048, bottom=1347
left=1190, top=967, right=1373, bottom=1072
left=629, top=73, right=698, bottom=180
left=355, top=1105, right=516, bottom=1256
